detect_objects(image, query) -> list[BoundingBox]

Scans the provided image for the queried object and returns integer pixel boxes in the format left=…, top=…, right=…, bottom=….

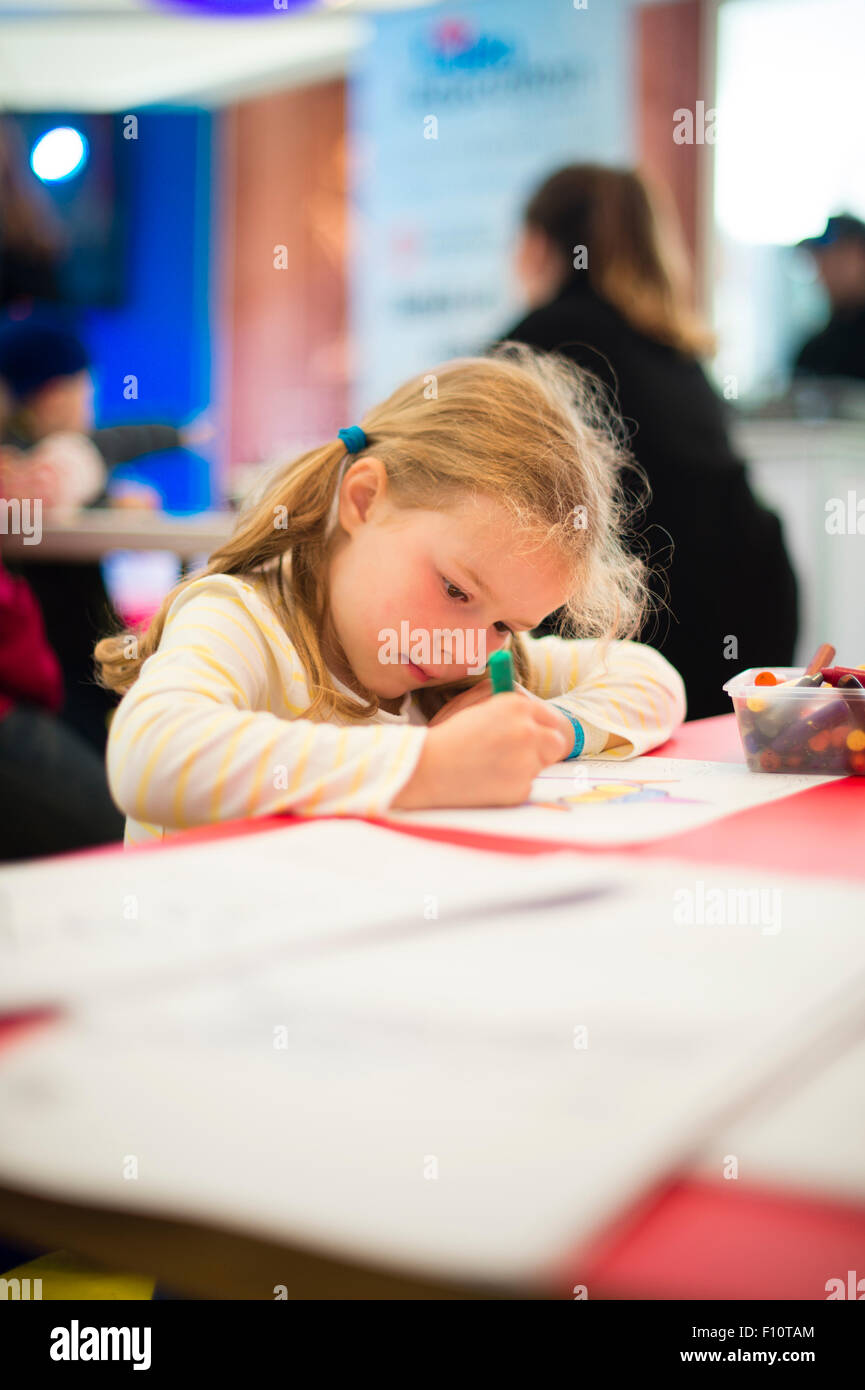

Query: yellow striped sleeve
left=106, top=574, right=430, bottom=833
left=523, top=635, right=686, bottom=758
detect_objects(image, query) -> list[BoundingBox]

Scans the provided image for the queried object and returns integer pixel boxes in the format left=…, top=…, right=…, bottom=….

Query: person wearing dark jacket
left=0, top=321, right=208, bottom=749
left=794, top=214, right=865, bottom=383
left=0, top=547, right=124, bottom=858
left=496, top=164, right=798, bottom=720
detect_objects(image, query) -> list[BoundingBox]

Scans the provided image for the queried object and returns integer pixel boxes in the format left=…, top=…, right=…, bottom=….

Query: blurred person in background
left=0, top=500, right=124, bottom=860
left=0, top=321, right=202, bottom=471
left=0, top=118, right=65, bottom=311
left=0, top=320, right=212, bottom=749
left=498, top=164, right=798, bottom=720
left=794, top=214, right=865, bottom=383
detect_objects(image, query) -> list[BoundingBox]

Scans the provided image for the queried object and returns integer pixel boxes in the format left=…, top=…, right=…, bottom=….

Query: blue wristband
left=552, top=705, right=585, bottom=759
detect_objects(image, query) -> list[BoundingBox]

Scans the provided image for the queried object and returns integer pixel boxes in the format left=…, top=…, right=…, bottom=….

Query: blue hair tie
left=337, top=425, right=367, bottom=454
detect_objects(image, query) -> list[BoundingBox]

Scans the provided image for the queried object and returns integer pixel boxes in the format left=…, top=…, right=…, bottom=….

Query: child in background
left=0, top=319, right=212, bottom=750
left=0, top=321, right=206, bottom=471
left=96, top=344, right=686, bottom=846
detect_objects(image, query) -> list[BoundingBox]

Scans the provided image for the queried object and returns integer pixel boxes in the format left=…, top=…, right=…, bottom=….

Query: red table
left=2, top=714, right=864, bottom=1299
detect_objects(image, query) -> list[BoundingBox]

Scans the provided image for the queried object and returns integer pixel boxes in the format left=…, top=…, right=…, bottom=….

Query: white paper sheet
left=0, top=857, right=863, bottom=1287
left=0, top=818, right=612, bottom=1011
left=693, top=1030, right=865, bottom=1205
left=386, top=757, right=837, bottom=846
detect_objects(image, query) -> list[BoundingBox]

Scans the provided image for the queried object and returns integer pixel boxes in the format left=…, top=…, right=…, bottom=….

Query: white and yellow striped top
left=107, top=572, right=686, bottom=847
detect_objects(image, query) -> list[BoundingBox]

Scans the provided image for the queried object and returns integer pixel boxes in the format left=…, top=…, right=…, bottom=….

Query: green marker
left=487, top=649, right=514, bottom=694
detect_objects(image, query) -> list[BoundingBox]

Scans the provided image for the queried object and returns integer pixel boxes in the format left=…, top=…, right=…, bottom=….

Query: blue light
left=30, top=127, right=89, bottom=183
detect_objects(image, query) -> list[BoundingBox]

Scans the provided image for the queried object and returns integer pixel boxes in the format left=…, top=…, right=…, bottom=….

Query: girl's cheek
left=407, top=574, right=445, bottom=630
left=408, top=604, right=437, bottom=637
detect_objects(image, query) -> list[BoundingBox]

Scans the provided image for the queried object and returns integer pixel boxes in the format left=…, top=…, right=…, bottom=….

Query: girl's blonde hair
left=95, top=342, right=651, bottom=722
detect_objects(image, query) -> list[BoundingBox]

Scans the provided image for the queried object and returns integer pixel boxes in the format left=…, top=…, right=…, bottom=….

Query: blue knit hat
left=0, top=322, right=91, bottom=402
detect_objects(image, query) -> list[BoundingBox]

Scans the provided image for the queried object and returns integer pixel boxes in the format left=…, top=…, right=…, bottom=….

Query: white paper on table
left=386, top=757, right=838, bottom=846
left=693, top=1031, right=865, bottom=1205
left=0, top=818, right=613, bottom=1011
left=0, top=858, right=863, bottom=1289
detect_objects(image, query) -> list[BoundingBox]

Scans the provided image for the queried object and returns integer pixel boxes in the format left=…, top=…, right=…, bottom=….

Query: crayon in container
left=723, top=667, right=865, bottom=776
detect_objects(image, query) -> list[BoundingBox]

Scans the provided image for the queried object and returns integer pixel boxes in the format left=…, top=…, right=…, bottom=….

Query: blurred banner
left=350, top=0, right=633, bottom=410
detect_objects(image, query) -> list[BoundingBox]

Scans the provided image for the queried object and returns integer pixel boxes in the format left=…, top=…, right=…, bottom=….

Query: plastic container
left=723, top=667, right=865, bottom=776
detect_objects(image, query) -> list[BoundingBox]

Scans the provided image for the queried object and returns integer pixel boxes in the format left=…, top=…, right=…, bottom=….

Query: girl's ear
left=338, top=456, right=388, bottom=533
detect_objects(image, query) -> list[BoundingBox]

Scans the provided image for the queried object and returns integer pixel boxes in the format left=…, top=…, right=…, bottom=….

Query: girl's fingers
left=542, top=728, right=572, bottom=763
left=455, top=676, right=492, bottom=704
left=530, top=701, right=571, bottom=733
left=528, top=703, right=574, bottom=760
left=427, top=678, right=492, bottom=724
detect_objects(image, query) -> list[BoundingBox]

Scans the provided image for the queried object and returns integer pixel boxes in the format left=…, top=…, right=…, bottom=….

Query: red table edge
left=44, top=714, right=865, bottom=885
left=540, top=1174, right=865, bottom=1301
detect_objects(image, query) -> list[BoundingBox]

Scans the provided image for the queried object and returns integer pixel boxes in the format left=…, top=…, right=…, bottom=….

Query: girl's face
left=324, top=458, right=572, bottom=706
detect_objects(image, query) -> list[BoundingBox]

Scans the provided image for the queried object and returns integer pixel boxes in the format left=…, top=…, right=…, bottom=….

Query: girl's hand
left=426, top=675, right=495, bottom=725
left=390, top=693, right=572, bottom=810
left=427, top=676, right=578, bottom=753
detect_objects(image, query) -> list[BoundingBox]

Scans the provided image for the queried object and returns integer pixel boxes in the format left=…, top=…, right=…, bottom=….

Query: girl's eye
left=443, top=578, right=512, bottom=635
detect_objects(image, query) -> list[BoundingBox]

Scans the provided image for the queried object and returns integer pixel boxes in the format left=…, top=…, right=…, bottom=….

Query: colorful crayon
left=731, top=644, right=865, bottom=776
left=770, top=696, right=848, bottom=756
left=835, top=674, right=865, bottom=734
left=805, top=643, right=836, bottom=675
left=759, top=749, right=782, bottom=771
left=753, top=671, right=825, bottom=740
left=487, top=649, right=515, bottom=694
left=819, top=666, right=865, bottom=685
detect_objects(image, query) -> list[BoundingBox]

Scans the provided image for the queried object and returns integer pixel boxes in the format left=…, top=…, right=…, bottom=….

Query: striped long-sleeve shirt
left=107, top=573, right=686, bottom=846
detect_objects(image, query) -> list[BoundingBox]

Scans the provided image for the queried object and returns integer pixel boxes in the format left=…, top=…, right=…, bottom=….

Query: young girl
left=96, top=344, right=685, bottom=846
